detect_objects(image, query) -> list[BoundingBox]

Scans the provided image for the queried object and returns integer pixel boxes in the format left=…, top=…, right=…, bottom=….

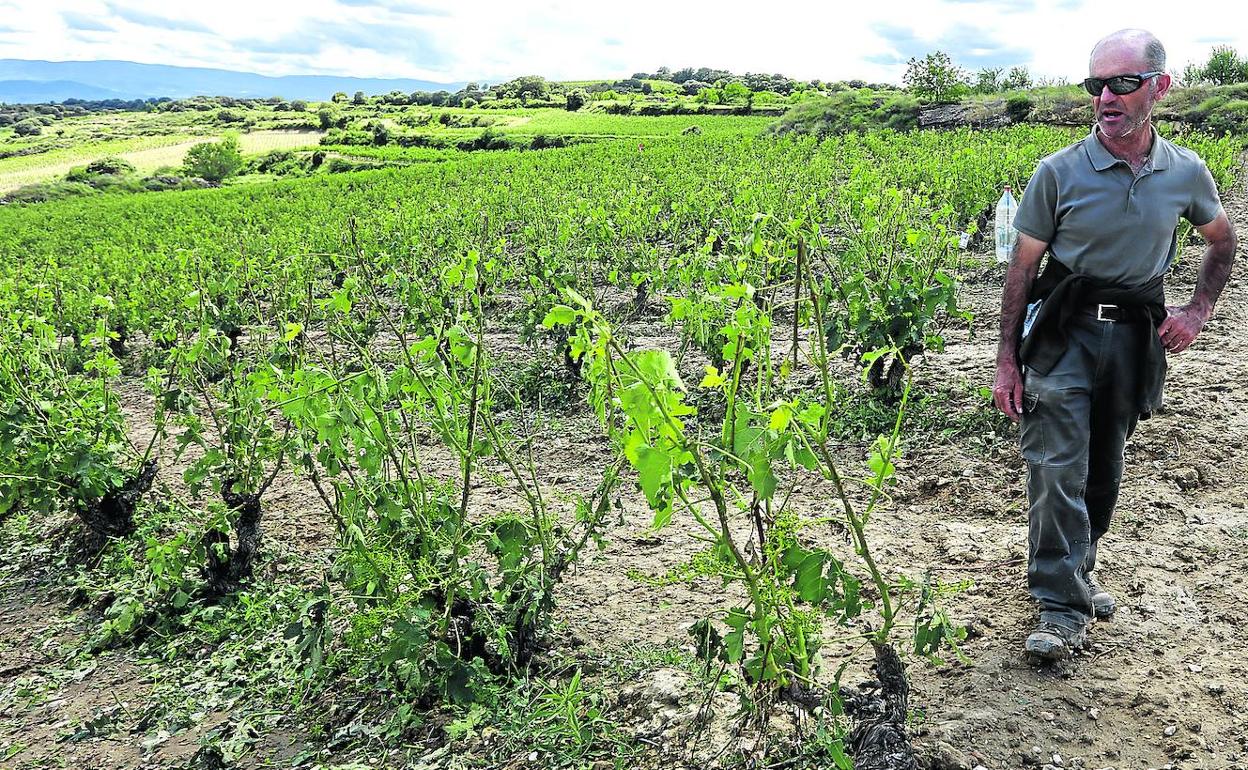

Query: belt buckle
left=1096, top=303, right=1117, bottom=322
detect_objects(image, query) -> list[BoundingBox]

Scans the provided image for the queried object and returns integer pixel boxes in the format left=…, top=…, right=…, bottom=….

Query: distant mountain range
left=0, top=60, right=464, bottom=104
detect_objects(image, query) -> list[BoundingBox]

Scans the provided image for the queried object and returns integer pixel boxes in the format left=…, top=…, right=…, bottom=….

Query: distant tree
left=183, top=134, right=243, bottom=183
left=903, top=51, right=970, bottom=101
left=331, top=91, right=349, bottom=103
left=1002, top=66, right=1033, bottom=90
left=317, top=107, right=335, bottom=129
left=565, top=89, right=588, bottom=111
left=217, top=109, right=245, bottom=123
left=672, top=67, right=696, bottom=83
left=696, top=87, right=723, bottom=105
left=430, top=90, right=450, bottom=107
left=496, top=75, right=550, bottom=104
left=289, top=100, right=308, bottom=112
left=974, top=67, right=1004, bottom=94
left=462, top=97, right=478, bottom=108
left=1183, top=45, right=1248, bottom=85
left=352, top=91, right=367, bottom=105
left=694, top=67, right=731, bottom=83
left=448, top=83, right=486, bottom=107
left=656, top=66, right=672, bottom=80
left=722, top=80, right=751, bottom=104
left=742, top=72, right=796, bottom=94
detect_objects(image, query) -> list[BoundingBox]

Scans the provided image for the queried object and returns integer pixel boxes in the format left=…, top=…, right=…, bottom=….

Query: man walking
left=993, top=29, right=1237, bottom=660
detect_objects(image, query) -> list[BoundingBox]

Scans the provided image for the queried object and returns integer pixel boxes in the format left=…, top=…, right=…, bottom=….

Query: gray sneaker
left=1025, top=620, right=1088, bottom=661
left=1085, top=573, right=1117, bottom=619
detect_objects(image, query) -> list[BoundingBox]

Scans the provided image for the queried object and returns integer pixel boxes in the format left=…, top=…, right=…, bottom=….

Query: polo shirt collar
left=1085, top=125, right=1170, bottom=171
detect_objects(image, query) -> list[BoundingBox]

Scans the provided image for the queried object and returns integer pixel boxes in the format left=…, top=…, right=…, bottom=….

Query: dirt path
left=1, top=153, right=1246, bottom=769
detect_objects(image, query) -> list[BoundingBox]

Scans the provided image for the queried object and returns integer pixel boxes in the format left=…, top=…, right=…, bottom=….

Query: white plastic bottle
left=995, top=185, right=1018, bottom=263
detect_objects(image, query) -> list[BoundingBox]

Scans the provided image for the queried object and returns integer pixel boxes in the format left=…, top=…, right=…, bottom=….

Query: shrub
left=1204, top=99, right=1248, bottom=134
left=85, top=156, right=137, bottom=176
left=183, top=135, right=243, bottom=183
left=769, top=91, right=920, bottom=137
left=13, top=119, right=41, bottom=136
left=529, top=134, right=569, bottom=149
left=142, top=175, right=194, bottom=192
left=457, top=127, right=516, bottom=152
left=247, top=149, right=310, bottom=177
left=322, top=128, right=373, bottom=146
left=1005, top=94, right=1033, bottom=123
left=2, top=180, right=97, bottom=203
left=363, top=120, right=390, bottom=146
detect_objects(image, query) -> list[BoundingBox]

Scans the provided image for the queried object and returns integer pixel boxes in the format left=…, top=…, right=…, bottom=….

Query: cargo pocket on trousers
left=1019, top=390, right=1044, bottom=463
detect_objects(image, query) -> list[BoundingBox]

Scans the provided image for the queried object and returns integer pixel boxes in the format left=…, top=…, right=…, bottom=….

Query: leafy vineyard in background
left=0, top=118, right=1241, bottom=761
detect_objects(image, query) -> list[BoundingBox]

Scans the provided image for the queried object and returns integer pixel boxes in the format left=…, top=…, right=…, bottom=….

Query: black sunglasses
left=1082, top=71, right=1162, bottom=96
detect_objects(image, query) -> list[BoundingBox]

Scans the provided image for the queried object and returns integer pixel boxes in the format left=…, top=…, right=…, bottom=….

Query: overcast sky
left=1, top=0, right=1245, bottom=86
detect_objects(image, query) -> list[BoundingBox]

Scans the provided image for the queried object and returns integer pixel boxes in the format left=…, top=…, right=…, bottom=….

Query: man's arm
left=993, top=232, right=1049, bottom=421
left=1157, top=211, right=1237, bottom=353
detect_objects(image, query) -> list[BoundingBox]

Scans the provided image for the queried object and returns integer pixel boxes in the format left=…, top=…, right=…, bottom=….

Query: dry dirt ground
left=2, top=155, right=1247, bottom=770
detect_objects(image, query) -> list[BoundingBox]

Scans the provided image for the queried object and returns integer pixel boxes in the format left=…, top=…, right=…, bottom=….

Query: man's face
left=1089, top=43, right=1170, bottom=141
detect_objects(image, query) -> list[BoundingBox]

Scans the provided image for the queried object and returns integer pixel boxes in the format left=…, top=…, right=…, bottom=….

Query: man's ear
left=1154, top=72, right=1172, bottom=100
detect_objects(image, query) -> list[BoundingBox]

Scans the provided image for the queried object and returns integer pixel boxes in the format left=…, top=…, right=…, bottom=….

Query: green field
left=0, top=130, right=324, bottom=192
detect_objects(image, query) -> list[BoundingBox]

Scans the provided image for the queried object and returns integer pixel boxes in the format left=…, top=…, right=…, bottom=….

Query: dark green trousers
left=1020, top=313, right=1144, bottom=631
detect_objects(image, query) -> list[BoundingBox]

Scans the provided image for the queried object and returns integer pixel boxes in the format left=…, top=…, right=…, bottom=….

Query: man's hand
left=993, top=359, right=1025, bottom=422
left=1159, top=210, right=1236, bottom=354
left=1157, top=303, right=1208, bottom=353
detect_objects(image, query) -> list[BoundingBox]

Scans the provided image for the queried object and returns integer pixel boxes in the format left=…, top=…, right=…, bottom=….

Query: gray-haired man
left=992, top=29, right=1237, bottom=660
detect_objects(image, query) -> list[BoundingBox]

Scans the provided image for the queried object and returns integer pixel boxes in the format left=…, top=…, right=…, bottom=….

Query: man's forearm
left=1191, top=228, right=1237, bottom=318
left=997, top=251, right=1039, bottom=367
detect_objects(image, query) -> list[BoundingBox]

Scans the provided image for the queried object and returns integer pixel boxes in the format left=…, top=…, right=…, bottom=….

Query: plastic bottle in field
left=995, top=185, right=1018, bottom=263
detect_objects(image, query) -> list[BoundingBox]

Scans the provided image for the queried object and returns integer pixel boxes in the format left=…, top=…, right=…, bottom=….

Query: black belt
left=1082, top=303, right=1134, bottom=322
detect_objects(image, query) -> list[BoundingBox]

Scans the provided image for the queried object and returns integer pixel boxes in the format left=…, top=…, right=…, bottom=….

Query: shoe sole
left=1026, top=628, right=1089, bottom=661
left=1092, top=596, right=1116, bottom=620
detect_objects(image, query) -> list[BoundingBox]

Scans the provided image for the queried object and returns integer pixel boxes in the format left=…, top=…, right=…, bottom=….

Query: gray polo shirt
left=1013, top=127, right=1223, bottom=287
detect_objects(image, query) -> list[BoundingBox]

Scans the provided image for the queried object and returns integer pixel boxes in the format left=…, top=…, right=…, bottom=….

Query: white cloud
left=0, top=0, right=1243, bottom=84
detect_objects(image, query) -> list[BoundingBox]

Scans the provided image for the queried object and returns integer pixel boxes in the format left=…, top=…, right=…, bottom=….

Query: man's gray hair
left=1090, top=29, right=1166, bottom=72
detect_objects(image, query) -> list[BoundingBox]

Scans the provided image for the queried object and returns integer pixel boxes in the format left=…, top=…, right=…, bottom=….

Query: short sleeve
left=1013, top=161, right=1058, bottom=243
left=1185, top=161, right=1222, bottom=227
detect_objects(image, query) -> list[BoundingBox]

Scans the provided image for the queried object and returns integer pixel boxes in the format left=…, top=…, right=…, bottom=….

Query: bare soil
left=2, top=156, right=1246, bottom=769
